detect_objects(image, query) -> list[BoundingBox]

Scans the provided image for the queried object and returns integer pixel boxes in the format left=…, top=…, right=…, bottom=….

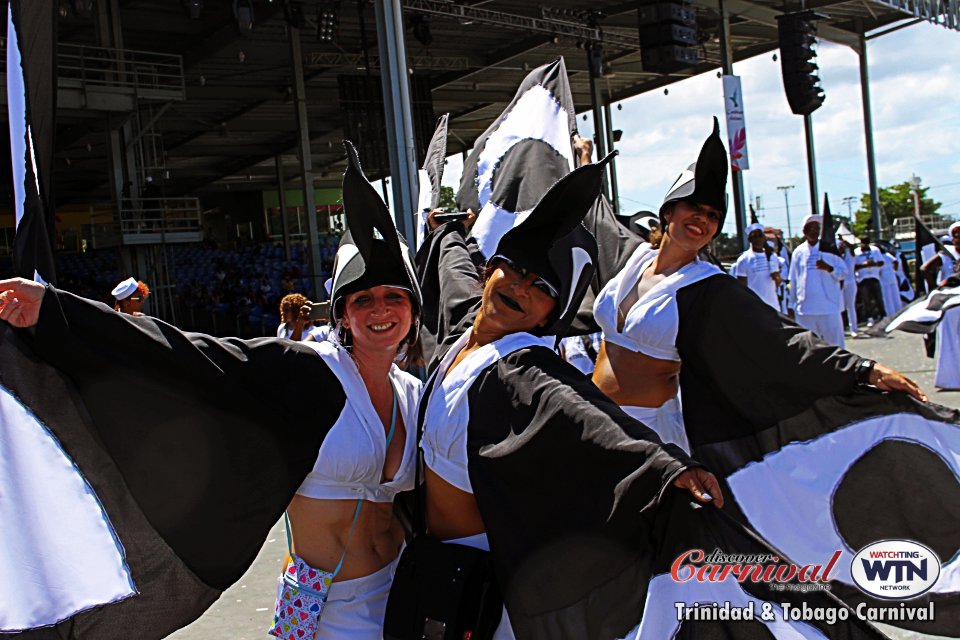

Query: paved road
left=170, top=330, right=957, bottom=640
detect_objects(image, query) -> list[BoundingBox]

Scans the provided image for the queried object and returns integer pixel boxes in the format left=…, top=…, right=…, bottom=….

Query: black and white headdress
left=660, top=117, right=729, bottom=233
left=819, top=194, right=841, bottom=256
left=329, top=141, right=421, bottom=321
left=491, top=154, right=614, bottom=337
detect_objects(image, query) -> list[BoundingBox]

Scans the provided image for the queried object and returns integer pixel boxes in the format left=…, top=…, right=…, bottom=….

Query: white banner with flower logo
left=722, top=75, right=749, bottom=171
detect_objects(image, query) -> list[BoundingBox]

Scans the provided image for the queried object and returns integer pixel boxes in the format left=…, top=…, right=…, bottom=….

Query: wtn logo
left=860, top=558, right=927, bottom=583
left=852, top=541, right=940, bottom=600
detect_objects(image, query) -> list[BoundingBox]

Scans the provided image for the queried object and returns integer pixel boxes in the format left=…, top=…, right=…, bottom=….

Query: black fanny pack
left=384, top=534, right=502, bottom=640
left=383, top=371, right=503, bottom=640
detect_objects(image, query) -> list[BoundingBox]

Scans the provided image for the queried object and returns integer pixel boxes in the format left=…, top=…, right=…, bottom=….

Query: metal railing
left=88, top=197, right=203, bottom=247
left=892, top=214, right=957, bottom=238
left=872, top=0, right=959, bottom=31
left=57, top=43, right=185, bottom=99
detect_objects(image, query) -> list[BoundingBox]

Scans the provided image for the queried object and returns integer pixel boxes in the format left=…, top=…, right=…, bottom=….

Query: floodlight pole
left=857, top=19, right=882, bottom=242
left=803, top=114, right=820, bottom=217
left=777, top=185, right=795, bottom=250
left=717, top=0, right=748, bottom=250
left=603, top=102, right=621, bottom=214
left=289, top=26, right=324, bottom=300
left=275, top=154, right=291, bottom=261
left=586, top=46, right=610, bottom=200
left=375, top=0, right=418, bottom=245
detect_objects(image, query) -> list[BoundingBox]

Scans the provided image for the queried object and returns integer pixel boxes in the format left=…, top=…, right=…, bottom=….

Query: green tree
left=438, top=185, right=457, bottom=211
left=852, top=179, right=941, bottom=237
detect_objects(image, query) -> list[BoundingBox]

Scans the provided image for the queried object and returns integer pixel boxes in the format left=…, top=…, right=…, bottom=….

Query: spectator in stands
left=277, top=293, right=310, bottom=341
left=112, top=277, right=150, bottom=317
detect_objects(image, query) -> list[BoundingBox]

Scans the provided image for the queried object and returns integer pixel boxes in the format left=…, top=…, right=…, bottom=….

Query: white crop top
left=296, top=340, right=422, bottom=503
left=593, top=243, right=722, bottom=361
left=421, top=330, right=554, bottom=494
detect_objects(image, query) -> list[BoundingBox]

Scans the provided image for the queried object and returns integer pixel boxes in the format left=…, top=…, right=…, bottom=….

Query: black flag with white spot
left=456, top=57, right=577, bottom=259
left=416, top=113, right=449, bottom=248
left=692, top=391, right=960, bottom=637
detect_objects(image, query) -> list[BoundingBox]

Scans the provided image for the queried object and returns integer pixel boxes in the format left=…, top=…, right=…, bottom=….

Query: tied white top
left=421, top=330, right=554, bottom=494
left=593, top=243, right=722, bottom=362
left=296, top=340, right=422, bottom=503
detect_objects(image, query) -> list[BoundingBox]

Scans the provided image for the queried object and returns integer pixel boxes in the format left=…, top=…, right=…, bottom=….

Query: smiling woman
left=393, top=155, right=723, bottom=640
left=0, top=142, right=426, bottom=639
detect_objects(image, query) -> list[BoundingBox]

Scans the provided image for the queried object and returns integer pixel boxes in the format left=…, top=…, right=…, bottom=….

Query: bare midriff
left=592, top=340, right=681, bottom=408
left=425, top=465, right=486, bottom=540
left=286, top=494, right=404, bottom=581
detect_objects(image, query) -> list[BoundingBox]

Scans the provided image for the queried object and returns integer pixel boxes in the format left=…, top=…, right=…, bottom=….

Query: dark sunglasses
left=493, top=255, right=559, bottom=299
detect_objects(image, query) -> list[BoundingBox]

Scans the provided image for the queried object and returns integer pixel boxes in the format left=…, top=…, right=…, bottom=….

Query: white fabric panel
left=622, top=396, right=689, bottom=455
left=6, top=8, right=28, bottom=230
left=727, top=415, right=960, bottom=593
left=0, top=385, right=135, bottom=631
left=472, top=84, right=574, bottom=258
left=416, top=168, right=431, bottom=249
left=627, top=573, right=828, bottom=639
left=936, top=306, right=960, bottom=390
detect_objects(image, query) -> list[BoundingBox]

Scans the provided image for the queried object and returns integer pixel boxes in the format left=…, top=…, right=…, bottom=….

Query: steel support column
left=858, top=20, right=881, bottom=240
left=289, top=26, right=324, bottom=300
left=717, top=0, right=747, bottom=249
left=586, top=47, right=610, bottom=198
left=374, top=0, right=418, bottom=244
left=602, top=103, right=620, bottom=214
left=803, top=114, right=820, bottom=216
left=275, top=155, right=291, bottom=261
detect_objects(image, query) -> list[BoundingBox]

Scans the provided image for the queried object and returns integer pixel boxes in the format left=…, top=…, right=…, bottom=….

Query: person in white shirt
left=774, top=235, right=791, bottom=314
left=838, top=237, right=858, bottom=337
left=878, top=245, right=903, bottom=316
left=920, top=221, right=960, bottom=287
left=733, top=223, right=781, bottom=310
left=854, top=238, right=886, bottom=324
left=559, top=332, right=602, bottom=374
left=788, top=215, right=848, bottom=347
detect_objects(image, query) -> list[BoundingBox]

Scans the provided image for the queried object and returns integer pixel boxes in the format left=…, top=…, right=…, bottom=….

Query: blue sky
left=440, top=20, right=960, bottom=237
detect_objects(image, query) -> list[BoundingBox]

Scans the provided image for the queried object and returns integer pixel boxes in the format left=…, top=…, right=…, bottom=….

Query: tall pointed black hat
left=746, top=203, right=764, bottom=236
left=660, top=117, right=729, bottom=234
left=819, top=194, right=840, bottom=256
left=330, top=141, right=422, bottom=321
left=491, top=153, right=615, bottom=337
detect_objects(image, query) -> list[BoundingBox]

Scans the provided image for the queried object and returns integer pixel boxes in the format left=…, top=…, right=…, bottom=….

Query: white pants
left=881, top=274, right=902, bottom=317
left=276, top=553, right=398, bottom=640
left=842, top=280, right=858, bottom=334
left=444, top=534, right=516, bottom=640
left=935, top=307, right=960, bottom=390
left=796, top=312, right=845, bottom=348
left=622, top=395, right=689, bottom=455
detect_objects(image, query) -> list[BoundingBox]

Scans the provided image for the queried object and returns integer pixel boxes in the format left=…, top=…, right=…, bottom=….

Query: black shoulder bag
left=383, top=373, right=503, bottom=640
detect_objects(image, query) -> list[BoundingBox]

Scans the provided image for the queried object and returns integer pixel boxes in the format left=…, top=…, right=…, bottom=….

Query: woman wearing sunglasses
left=402, top=156, right=723, bottom=640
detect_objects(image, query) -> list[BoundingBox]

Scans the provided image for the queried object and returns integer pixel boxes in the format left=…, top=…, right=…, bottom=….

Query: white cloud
left=441, top=22, right=960, bottom=230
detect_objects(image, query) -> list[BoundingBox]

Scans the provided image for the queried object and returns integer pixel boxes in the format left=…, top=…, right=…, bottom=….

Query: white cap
left=801, top=214, right=822, bottom=230
left=746, top=222, right=765, bottom=236
left=949, top=220, right=960, bottom=235
left=112, top=277, right=139, bottom=300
